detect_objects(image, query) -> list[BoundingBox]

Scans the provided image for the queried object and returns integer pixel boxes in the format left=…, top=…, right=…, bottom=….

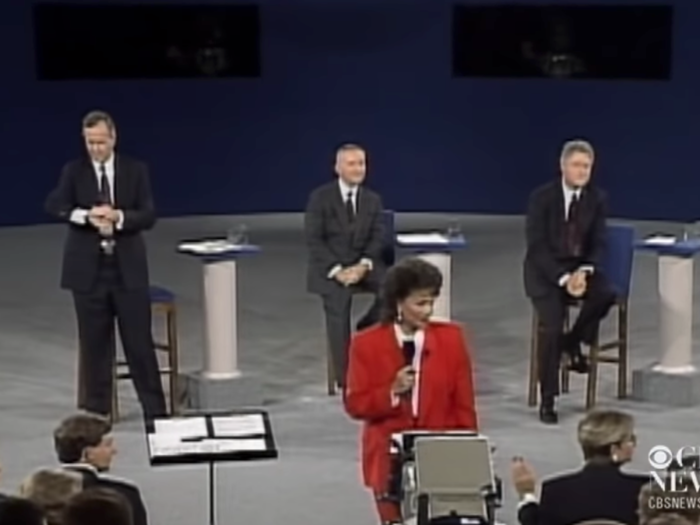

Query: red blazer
left=344, top=321, right=478, bottom=492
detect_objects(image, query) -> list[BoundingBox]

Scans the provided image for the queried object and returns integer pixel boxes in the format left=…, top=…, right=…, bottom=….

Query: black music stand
left=145, top=409, right=278, bottom=525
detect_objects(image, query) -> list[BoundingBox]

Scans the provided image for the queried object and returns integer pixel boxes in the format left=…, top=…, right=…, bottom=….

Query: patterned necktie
left=345, top=191, right=355, bottom=222
left=99, top=163, right=112, bottom=205
left=566, top=193, right=581, bottom=256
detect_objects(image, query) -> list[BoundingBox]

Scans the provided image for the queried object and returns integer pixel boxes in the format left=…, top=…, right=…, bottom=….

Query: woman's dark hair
left=381, top=257, right=442, bottom=323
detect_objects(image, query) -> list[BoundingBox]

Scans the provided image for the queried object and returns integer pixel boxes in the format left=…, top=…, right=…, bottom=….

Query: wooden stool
left=113, top=286, right=180, bottom=420
left=76, top=286, right=180, bottom=420
left=527, top=297, right=629, bottom=410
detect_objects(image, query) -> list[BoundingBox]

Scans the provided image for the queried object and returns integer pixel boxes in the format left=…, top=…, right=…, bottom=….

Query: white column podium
left=178, top=241, right=262, bottom=410
left=395, top=233, right=468, bottom=320
left=632, top=238, right=700, bottom=406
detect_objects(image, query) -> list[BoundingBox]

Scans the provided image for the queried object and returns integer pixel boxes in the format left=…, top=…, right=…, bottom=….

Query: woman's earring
left=396, top=308, right=403, bottom=323
left=611, top=453, right=619, bottom=463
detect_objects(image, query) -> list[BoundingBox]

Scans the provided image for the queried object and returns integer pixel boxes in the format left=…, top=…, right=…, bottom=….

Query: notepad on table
left=396, top=233, right=449, bottom=245
left=643, top=235, right=676, bottom=245
left=178, top=240, right=239, bottom=254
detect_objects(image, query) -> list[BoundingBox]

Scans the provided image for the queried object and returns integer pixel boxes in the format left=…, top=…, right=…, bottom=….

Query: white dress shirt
left=391, top=324, right=425, bottom=417
left=558, top=179, right=593, bottom=287
left=326, top=178, right=373, bottom=279
left=69, top=155, right=123, bottom=229
left=562, top=180, right=581, bottom=221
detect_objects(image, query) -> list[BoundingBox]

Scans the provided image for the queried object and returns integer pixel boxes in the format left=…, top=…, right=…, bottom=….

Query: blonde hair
left=639, top=482, right=700, bottom=525
left=577, top=409, right=634, bottom=460
left=19, top=468, right=83, bottom=525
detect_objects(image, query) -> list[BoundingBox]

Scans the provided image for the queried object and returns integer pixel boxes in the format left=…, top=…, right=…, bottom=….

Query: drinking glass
left=226, top=224, right=249, bottom=245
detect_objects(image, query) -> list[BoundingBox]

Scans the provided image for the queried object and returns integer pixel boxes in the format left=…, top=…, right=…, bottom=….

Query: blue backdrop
left=1, top=0, right=697, bottom=226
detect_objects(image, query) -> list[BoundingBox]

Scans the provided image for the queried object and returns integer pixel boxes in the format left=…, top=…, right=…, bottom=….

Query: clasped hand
left=88, top=205, right=119, bottom=236
left=335, top=264, right=369, bottom=286
left=566, top=270, right=588, bottom=298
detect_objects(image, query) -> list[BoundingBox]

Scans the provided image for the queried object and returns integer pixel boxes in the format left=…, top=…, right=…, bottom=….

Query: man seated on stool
left=53, top=414, right=148, bottom=525
left=305, top=143, right=386, bottom=390
left=523, top=139, right=615, bottom=424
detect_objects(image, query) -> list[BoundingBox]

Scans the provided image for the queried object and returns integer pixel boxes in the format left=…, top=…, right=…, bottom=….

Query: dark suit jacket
left=524, top=179, right=608, bottom=298
left=63, top=464, right=148, bottom=525
left=304, top=180, right=385, bottom=295
left=518, top=463, right=647, bottom=525
left=45, top=155, right=156, bottom=292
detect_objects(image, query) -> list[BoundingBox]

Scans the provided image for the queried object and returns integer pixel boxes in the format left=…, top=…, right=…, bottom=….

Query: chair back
left=382, top=210, right=396, bottom=267
left=601, top=224, right=635, bottom=298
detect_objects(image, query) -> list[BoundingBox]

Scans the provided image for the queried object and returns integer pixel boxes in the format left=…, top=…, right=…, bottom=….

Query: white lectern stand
left=178, top=240, right=262, bottom=409
left=395, top=233, right=468, bottom=320
left=146, top=410, right=277, bottom=525
left=632, top=238, right=700, bottom=406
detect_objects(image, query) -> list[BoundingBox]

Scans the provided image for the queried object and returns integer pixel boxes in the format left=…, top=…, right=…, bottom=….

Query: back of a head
left=20, top=468, right=82, bottom=525
left=0, top=497, right=45, bottom=525
left=62, top=488, right=132, bottom=525
left=646, top=515, right=695, bottom=525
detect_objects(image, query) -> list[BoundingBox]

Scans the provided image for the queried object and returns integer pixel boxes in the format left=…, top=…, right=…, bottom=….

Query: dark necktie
left=99, top=163, right=112, bottom=205
left=565, top=193, right=581, bottom=256
left=345, top=191, right=355, bottom=222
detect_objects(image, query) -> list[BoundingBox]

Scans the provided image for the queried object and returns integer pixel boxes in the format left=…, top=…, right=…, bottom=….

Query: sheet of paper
left=178, top=240, right=241, bottom=254
left=644, top=235, right=676, bottom=245
left=211, top=414, right=265, bottom=437
left=154, top=417, right=208, bottom=439
left=148, top=436, right=267, bottom=457
left=396, top=233, right=449, bottom=245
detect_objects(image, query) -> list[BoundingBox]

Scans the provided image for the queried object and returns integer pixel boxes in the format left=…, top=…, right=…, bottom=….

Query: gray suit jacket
left=304, top=180, right=385, bottom=295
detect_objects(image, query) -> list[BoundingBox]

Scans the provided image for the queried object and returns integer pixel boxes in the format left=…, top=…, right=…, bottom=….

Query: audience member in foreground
left=0, top=497, right=45, bottom=525
left=62, top=487, right=133, bottom=525
left=344, top=257, right=479, bottom=524
left=53, top=413, right=148, bottom=525
left=305, top=143, right=386, bottom=390
left=638, top=482, right=700, bottom=525
left=523, top=139, right=615, bottom=423
left=512, top=409, right=646, bottom=525
left=19, top=468, right=82, bottom=525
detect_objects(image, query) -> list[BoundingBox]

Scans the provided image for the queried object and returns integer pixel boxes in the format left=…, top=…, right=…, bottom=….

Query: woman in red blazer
left=344, top=257, right=479, bottom=524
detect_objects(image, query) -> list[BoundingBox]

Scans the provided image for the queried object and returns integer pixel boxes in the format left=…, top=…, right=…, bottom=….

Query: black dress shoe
left=568, top=353, right=590, bottom=374
left=539, top=405, right=559, bottom=424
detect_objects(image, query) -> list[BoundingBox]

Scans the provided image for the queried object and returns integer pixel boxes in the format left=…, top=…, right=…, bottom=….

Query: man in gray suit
left=305, top=143, right=386, bottom=389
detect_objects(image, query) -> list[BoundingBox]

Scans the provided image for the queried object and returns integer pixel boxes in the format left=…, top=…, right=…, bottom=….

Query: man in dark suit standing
left=45, top=111, right=166, bottom=420
left=305, top=143, right=386, bottom=390
left=524, top=139, right=615, bottom=424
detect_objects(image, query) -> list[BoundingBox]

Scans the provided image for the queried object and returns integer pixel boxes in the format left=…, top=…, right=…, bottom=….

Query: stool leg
left=327, top=342, right=337, bottom=396
left=617, top=302, right=629, bottom=399
left=527, top=312, right=539, bottom=407
left=167, top=307, right=180, bottom=415
left=77, top=345, right=87, bottom=410
left=586, top=336, right=600, bottom=410
left=561, top=308, right=571, bottom=394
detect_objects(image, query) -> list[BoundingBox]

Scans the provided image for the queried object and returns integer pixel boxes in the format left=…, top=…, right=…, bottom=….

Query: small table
left=632, top=238, right=700, bottom=406
left=395, top=233, right=468, bottom=320
left=178, top=240, right=262, bottom=409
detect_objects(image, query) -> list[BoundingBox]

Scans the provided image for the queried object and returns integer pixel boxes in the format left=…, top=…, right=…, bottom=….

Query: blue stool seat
left=149, top=285, right=175, bottom=304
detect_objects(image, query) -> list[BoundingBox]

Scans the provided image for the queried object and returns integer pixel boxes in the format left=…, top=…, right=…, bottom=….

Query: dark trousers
left=531, top=271, right=615, bottom=403
left=322, top=283, right=381, bottom=388
left=73, top=257, right=166, bottom=419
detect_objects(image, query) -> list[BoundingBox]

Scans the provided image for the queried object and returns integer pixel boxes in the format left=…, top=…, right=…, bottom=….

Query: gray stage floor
left=0, top=213, right=697, bottom=524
